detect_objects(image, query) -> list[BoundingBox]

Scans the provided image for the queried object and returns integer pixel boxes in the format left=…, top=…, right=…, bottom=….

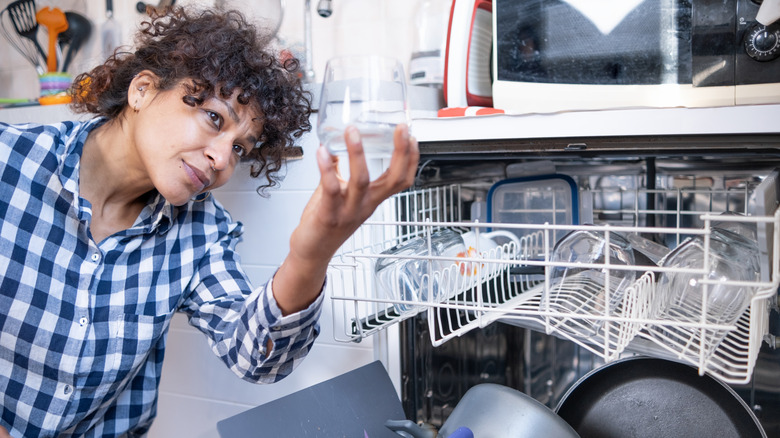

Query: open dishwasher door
left=325, top=105, right=780, bottom=436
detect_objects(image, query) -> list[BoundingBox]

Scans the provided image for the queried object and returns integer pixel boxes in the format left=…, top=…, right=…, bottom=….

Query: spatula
left=6, top=0, right=47, bottom=62
left=35, top=6, right=68, bottom=72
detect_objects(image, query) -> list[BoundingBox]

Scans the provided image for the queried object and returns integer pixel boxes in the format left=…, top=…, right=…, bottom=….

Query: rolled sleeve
left=227, top=275, right=324, bottom=384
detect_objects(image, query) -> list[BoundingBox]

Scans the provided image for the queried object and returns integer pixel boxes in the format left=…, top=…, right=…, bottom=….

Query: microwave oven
left=491, top=0, right=780, bottom=114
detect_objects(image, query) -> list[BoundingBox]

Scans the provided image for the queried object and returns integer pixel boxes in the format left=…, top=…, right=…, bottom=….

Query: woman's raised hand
left=272, top=124, right=419, bottom=314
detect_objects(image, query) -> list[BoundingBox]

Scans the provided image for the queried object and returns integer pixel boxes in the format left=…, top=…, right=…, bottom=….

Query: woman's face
left=132, top=81, right=263, bottom=206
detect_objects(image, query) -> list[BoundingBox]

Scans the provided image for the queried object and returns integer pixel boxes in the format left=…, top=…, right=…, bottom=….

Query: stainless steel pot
left=387, top=383, right=580, bottom=438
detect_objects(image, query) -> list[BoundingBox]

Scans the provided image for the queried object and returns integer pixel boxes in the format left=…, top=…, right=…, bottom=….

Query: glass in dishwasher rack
left=326, top=177, right=780, bottom=385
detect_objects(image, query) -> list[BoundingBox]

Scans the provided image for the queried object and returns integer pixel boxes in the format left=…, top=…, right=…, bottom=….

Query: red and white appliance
left=443, top=0, right=493, bottom=108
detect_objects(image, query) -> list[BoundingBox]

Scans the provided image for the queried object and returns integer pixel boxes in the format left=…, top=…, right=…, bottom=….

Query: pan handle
left=384, top=419, right=436, bottom=438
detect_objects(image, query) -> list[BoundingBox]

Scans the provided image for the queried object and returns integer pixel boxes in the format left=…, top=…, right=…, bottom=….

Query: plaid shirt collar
left=60, top=117, right=175, bottom=236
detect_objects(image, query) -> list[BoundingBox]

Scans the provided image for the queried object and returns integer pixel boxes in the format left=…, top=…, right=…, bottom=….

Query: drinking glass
left=374, top=229, right=466, bottom=315
left=547, top=229, right=636, bottom=338
left=317, top=55, right=410, bottom=164
left=656, top=226, right=760, bottom=328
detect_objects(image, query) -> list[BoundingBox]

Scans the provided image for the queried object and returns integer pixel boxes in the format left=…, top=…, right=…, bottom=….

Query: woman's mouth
left=182, top=160, right=210, bottom=191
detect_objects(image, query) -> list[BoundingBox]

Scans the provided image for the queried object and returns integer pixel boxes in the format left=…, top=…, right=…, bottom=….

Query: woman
left=0, top=6, right=418, bottom=437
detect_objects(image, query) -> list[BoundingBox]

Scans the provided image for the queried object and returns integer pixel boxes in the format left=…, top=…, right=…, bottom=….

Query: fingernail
left=347, top=127, right=361, bottom=144
left=400, top=124, right=411, bottom=140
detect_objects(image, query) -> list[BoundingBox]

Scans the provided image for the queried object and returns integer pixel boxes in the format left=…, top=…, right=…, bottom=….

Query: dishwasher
left=324, top=105, right=780, bottom=436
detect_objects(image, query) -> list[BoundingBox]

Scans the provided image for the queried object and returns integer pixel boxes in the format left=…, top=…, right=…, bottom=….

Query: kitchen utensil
left=35, top=6, right=68, bottom=72
left=384, top=420, right=436, bottom=438
left=101, top=0, right=121, bottom=60
left=444, top=0, right=493, bottom=107
left=555, top=356, right=767, bottom=437
left=409, top=0, right=450, bottom=87
left=438, top=383, right=580, bottom=438
left=0, top=6, right=43, bottom=73
left=0, top=97, right=38, bottom=107
left=385, top=422, right=474, bottom=438
left=317, top=55, right=410, bottom=177
left=58, top=11, right=92, bottom=72
left=386, top=384, right=580, bottom=438
left=5, top=0, right=47, bottom=61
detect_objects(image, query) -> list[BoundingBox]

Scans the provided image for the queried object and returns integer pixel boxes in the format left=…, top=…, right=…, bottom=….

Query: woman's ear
left=128, top=70, right=158, bottom=112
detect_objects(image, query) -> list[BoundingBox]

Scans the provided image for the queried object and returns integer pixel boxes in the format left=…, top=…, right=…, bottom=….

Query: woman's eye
left=232, top=144, right=247, bottom=157
left=206, top=111, right=222, bottom=129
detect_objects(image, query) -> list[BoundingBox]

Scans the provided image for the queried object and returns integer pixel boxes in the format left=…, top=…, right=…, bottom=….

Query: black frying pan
left=555, top=356, right=766, bottom=438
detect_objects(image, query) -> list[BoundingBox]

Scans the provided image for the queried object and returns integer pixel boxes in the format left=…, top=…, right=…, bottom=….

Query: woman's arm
left=272, top=124, right=419, bottom=315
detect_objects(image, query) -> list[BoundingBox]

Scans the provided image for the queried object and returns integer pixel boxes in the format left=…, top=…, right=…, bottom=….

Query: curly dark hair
left=70, top=6, right=313, bottom=194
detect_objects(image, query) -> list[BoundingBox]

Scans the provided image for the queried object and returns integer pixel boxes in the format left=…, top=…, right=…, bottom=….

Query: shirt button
left=91, top=253, right=100, bottom=262
left=79, top=316, right=89, bottom=326
left=63, top=385, right=72, bottom=395
left=271, top=326, right=281, bottom=331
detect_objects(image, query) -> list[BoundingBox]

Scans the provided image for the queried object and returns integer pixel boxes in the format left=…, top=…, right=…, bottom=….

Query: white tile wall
left=1, top=0, right=425, bottom=436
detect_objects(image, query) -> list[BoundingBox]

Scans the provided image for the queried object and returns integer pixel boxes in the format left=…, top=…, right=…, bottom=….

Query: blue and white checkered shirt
left=0, top=118, right=323, bottom=437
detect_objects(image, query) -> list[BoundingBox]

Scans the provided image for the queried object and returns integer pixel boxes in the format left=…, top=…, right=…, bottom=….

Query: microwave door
left=495, top=0, right=673, bottom=85
left=492, top=0, right=738, bottom=113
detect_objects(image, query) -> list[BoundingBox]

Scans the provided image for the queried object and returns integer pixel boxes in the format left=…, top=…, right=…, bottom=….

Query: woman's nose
left=206, top=138, right=233, bottom=170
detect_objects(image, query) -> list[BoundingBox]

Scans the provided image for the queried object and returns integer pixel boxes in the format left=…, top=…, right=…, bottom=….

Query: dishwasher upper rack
left=326, top=183, right=780, bottom=384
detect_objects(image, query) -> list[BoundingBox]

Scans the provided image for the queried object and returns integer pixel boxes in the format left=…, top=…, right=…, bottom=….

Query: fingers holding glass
left=317, top=55, right=410, bottom=181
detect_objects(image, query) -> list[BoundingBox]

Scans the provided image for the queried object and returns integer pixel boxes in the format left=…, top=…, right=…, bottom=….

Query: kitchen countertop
left=4, top=90, right=779, bottom=152
left=412, top=103, right=780, bottom=142
left=0, top=103, right=85, bottom=124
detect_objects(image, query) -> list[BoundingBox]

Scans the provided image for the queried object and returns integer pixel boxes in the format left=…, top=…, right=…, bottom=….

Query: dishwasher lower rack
left=326, top=184, right=780, bottom=385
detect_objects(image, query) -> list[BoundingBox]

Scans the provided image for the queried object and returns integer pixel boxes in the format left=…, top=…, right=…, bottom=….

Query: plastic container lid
left=487, top=174, right=579, bottom=243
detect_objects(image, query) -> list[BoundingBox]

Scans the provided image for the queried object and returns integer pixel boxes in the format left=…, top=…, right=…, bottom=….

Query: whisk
left=0, top=7, right=45, bottom=74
